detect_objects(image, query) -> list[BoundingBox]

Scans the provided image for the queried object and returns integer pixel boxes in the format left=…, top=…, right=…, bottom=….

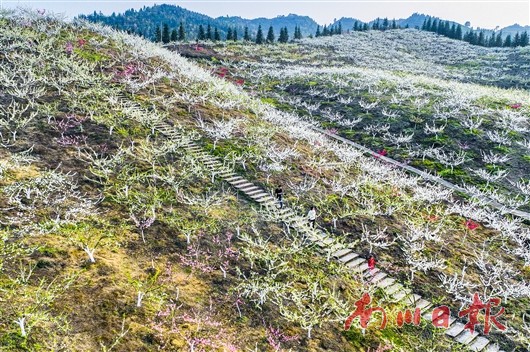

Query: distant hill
left=500, top=24, right=530, bottom=37
left=79, top=5, right=528, bottom=42
left=331, top=13, right=527, bottom=39
left=328, top=17, right=365, bottom=32
left=331, top=13, right=469, bottom=32
left=78, top=4, right=318, bottom=40
left=215, top=13, right=318, bottom=38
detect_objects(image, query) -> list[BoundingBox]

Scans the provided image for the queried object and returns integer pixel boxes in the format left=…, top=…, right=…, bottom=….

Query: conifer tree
left=244, top=26, right=250, bottom=41
left=295, top=26, right=302, bottom=39
left=315, top=25, right=321, bottom=37
left=266, top=26, right=275, bottom=43
left=233, top=28, right=238, bottom=41
left=421, top=17, right=431, bottom=31
left=338, top=22, right=342, bottom=34
left=162, top=23, right=170, bottom=44
left=214, top=27, right=221, bottom=41
left=455, top=25, right=462, bottom=40
left=154, top=26, right=162, bottom=42
left=391, top=19, right=397, bottom=29
left=198, top=25, right=205, bottom=40
left=477, top=31, right=485, bottom=46
left=178, top=22, right=185, bottom=41
left=227, top=27, right=233, bottom=41
left=353, top=22, right=359, bottom=31
left=520, top=32, right=528, bottom=46
left=256, top=25, right=264, bottom=44
left=449, top=23, right=457, bottom=38
left=206, top=24, right=212, bottom=40
left=170, top=28, right=177, bottom=42
left=431, top=19, right=438, bottom=33
left=495, top=32, right=503, bottom=47
left=278, top=27, right=289, bottom=43
left=363, top=23, right=369, bottom=31
left=444, top=21, right=450, bottom=36
left=504, top=34, right=512, bottom=47
left=382, top=18, right=389, bottom=30
left=514, top=32, right=520, bottom=47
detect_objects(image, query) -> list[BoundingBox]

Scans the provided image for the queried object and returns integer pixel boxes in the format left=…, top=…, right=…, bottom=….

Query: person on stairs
left=274, top=186, right=284, bottom=209
left=307, top=206, right=317, bottom=228
left=367, top=254, right=377, bottom=283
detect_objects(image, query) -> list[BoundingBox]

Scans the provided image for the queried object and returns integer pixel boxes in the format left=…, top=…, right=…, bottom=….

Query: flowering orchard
left=1, top=7, right=530, bottom=351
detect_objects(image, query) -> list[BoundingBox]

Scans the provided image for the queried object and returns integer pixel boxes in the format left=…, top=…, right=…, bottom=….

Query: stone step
left=415, top=298, right=432, bottom=310
left=376, top=277, right=395, bottom=289
left=445, top=322, right=466, bottom=338
left=392, top=290, right=409, bottom=302
left=249, top=192, right=270, bottom=199
left=333, top=248, right=352, bottom=258
left=385, top=283, right=403, bottom=296
left=240, top=186, right=260, bottom=193
left=230, top=179, right=248, bottom=186
left=355, top=262, right=370, bottom=272
left=220, top=173, right=237, bottom=178
left=363, top=267, right=380, bottom=278
left=368, top=271, right=386, bottom=283
left=455, top=329, right=479, bottom=345
left=469, top=336, right=490, bottom=351
left=338, top=252, right=358, bottom=264
left=421, top=310, right=456, bottom=325
left=484, top=343, right=500, bottom=352
left=253, top=194, right=273, bottom=201
left=235, top=182, right=254, bottom=189
left=225, top=176, right=243, bottom=182
left=347, top=257, right=366, bottom=269
left=401, top=294, right=422, bottom=306
left=260, top=198, right=277, bottom=205
left=246, top=189, right=265, bottom=196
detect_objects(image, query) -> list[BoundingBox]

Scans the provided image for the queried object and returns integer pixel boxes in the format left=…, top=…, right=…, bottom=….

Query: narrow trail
left=152, top=120, right=505, bottom=352
left=312, top=126, right=530, bottom=222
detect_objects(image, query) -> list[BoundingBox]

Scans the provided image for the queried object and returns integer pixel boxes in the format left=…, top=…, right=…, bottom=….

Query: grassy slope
left=198, top=35, right=530, bottom=213
left=0, top=10, right=529, bottom=352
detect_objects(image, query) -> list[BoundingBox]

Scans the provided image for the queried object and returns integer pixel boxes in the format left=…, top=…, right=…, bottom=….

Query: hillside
left=1, top=7, right=530, bottom=352
left=200, top=30, right=530, bottom=212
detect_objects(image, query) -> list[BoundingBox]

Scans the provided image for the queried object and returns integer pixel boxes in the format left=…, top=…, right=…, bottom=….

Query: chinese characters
left=344, top=292, right=506, bottom=335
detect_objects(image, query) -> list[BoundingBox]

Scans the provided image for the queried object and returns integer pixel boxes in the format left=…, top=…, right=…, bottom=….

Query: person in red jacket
left=368, top=255, right=376, bottom=276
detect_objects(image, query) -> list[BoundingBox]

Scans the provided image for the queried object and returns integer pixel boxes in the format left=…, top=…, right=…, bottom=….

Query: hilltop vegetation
left=1, top=8, right=530, bottom=352
left=78, top=4, right=318, bottom=42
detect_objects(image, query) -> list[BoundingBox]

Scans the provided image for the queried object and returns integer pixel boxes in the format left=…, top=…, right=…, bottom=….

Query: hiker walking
left=367, top=254, right=377, bottom=282
left=368, top=255, right=376, bottom=272
left=274, top=186, right=284, bottom=209
left=307, top=206, right=316, bottom=228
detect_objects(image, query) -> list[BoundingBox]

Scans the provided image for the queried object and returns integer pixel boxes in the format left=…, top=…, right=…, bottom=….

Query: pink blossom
left=56, top=135, right=87, bottom=146
left=65, top=42, right=73, bottom=55
left=465, top=219, right=479, bottom=231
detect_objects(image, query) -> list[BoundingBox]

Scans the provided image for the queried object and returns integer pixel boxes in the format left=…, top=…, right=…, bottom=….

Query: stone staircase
left=153, top=121, right=504, bottom=351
